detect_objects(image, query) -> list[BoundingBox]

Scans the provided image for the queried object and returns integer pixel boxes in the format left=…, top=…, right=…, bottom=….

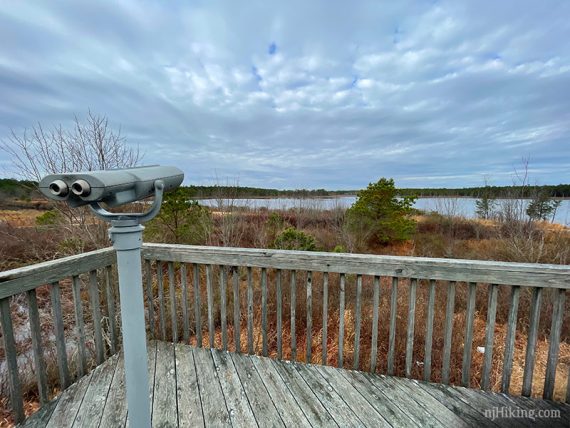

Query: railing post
left=110, top=220, right=152, bottom=428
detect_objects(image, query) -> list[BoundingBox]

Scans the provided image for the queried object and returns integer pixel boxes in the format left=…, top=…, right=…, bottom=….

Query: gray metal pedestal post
left=110, top=220, right=151, bottom=428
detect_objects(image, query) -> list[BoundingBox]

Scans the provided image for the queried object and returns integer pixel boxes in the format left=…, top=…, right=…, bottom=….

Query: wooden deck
left=23, top=341, right=570, bottom=428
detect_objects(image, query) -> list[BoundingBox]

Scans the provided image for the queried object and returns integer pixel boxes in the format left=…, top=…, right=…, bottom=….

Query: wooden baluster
left=181, top=264, right=190, bottom=343
left=338, top=273, right=345, bottom=368
left=462, top=282, right=477, bottom=387
left=168, top=262, right=178, bottom=343
left=220, top=265, right=228, bottom=351
left=89, top=270, right=104, bottom=364
left=424, top=279, right=436, bottom=382
left=522, top=287, right=542, bottom=397
left=27, top=289, right=48, bottom=404
left=247, top=266, right=254, bottom=354
left=405, top=278, right=417, bottom=378
left=501, top=285, right=520, bottom=393
left=322, top=272, right=329, bottom=366
left=0, top=298, right=24, bottom=423
left=233, top=266, right=241, bottom=353
left=543, top=288, right=566, bottom=400
left=262, top=268, right=268, bottom=357
left=50, top=281, right=71, bottom=388
left=306, top=271, right=313, bottom=363
left=276, top=269, right=283, bottom=360
left=144, top=260, right=155, bottom=340
left=442, top=281, right=456, bottom=385
left=206, top=264, right=215, bottom=348
left=72, top=275, right=87, bottom=376
left=369, top=276, right=380, bottom=373
left=291, top=270, right=297, bottom=361
left=157, top=261, right=166, bottom=341
left=193, top=264, right=202, bottom=347
left=353, top=274, right=362, bottom=370
left=105, top=266, right=117, bottom=354
left=387, top=277, right=398, bottom=375
left=481, top=284, right=499, bottom=390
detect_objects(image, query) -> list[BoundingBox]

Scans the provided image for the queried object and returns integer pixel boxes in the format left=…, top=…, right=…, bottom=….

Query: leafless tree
left=0, top=111, right=142, bottom=251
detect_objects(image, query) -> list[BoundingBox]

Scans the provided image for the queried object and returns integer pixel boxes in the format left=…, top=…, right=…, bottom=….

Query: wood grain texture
left=50, top=281, right=71, bottom=389
left=262, top=267, right=268, bottom=356
left=211, top=349, right=257, bottom=426
left=501, top=285, right=520, bottom=393
left=27, top=289, right=49, bottom=404
left=441, top=281, right=456, bottom=385
left=481, top=283, right=499, bottom=391
left=543, top=288, right=566, bottom=400
left=232, top=266, right=241, bottom=353
left=174, top=344, right=204, bottom=427
left=220, top=265, right=228, bottom=351
left=306, top=271, right=313, bottom=363
left=88, top=270, right=104, bottom=365
left=321, top=272, right=329, bottom=366
left=250, top=355, right=310, bottom=427
left=152, top=341, right=177, bottom=427
left=276, top=269, right=283, bottom=359
left=180, top=263, right=190, bottom=342
left=338, top=273, right=345, bottom=368
left=0, top=248, right=115, bottom=299
left=0, top=297, right=24, bottom=423
left=46, top=370, right=93, bottom=428
left=353, top=274, right=362, bottom=370
left=369, top=275, right=380, bottom=373
left=168, top=262, right=178, bottom=343
left=193, top=263, right=202, bottom=347
left=405, top=278, right=417, bottom=378
left=206, top=264, right=215, bottom=348
left=157, top=261, right=166, bottom=341
left=522, top=287, right=543, bottom=397
left=387, top=277, right=398, bottom=375
left=462, top=281, right=477, bottom=387
left=99, top=354, right=127, bottom=428
left=247, top=266, right=254, bottom=354
left=71, top=275, right=87, bottom=377
left=290, top=270, right=297, bottom=361
left=193, top=346, right=231, bottom=427
left=142, top=243, right=570, bottom=288
left=104, top=266, right=117, bottom=354
left=424, top=279, right=436, bottom=381
left=144, top=259, right=155, bottom=340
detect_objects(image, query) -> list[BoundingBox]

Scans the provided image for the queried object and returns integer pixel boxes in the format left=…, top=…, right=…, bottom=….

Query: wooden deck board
left=23, top=340, right=570, bottom=428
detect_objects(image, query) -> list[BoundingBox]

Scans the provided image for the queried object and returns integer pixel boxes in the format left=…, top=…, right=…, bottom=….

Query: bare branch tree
left=0, top=111, right=143, bottom=251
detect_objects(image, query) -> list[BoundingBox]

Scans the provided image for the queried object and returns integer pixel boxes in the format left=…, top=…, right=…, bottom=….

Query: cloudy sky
left=1, top=1, right=569, bottom=189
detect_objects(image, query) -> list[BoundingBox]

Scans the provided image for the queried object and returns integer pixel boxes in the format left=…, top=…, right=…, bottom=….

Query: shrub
left=273, top=227, right=317, bottom=251
left=346, top=178, right=416, bottom=245
left=35, top=210, right=60, bottom=226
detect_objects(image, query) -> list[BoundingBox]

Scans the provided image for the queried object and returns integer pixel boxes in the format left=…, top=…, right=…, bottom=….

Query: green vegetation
left=35, top=210, right=60, bottom=226
left=145, top=187, right=211, bottom=244
left=0, top=178, right=38, bottom=200
left=526, top=191, right=562, bottom=221
left=475, top=185, right=497, bottom=219
left=273, top=227, right=317, bottom=251
left=346, top=178, right=416, bottom=245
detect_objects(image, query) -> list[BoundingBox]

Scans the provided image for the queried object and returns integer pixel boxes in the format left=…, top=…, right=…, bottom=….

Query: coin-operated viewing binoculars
left=39, top=165, right=184, bottom=428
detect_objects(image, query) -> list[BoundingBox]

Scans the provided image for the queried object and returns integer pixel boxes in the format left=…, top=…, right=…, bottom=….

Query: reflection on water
left=197, top=197, right=570, bottom=226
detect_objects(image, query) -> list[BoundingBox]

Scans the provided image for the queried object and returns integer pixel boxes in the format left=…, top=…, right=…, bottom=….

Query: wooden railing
left=1, top=243, right=569, bottom=424
left=141, top=243, right=570, bottom=403
left=0, top=248, right=118, bottom=424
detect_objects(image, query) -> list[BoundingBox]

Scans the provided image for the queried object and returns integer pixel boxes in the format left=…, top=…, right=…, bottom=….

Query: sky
left=1, top=0, right=569, bottom=189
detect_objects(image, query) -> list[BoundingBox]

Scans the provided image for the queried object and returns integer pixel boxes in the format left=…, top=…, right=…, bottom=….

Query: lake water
left=197, top=197, right=570, bottom=226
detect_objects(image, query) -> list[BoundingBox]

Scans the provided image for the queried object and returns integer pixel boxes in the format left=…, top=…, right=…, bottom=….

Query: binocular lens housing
left=71, top=180, right=91, bottom=197
left=49, top=180, right=68, bottom=197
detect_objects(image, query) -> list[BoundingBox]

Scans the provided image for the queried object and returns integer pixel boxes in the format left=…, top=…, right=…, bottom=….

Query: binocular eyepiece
left=39, top=165, right=184, bottom=208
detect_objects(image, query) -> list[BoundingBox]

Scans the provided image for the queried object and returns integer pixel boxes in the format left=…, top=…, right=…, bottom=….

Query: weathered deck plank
left=72, top=353, right=117, bottom=427
left=24, top=340, right=570, bottom=428
left=193, top=346, right=231, bottom=427
left=230, top=352, right=285, bottom=427
left=250, top=356, right=311, bottom=427
left=174, top=343, right=204, bottom=427
left=211, top=349, right=258, bottom=427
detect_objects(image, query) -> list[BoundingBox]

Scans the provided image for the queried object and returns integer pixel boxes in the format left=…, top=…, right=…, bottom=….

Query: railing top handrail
left=0, top=247, right=116, bottom=299
left=142, top=243, right=570, bottom=289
